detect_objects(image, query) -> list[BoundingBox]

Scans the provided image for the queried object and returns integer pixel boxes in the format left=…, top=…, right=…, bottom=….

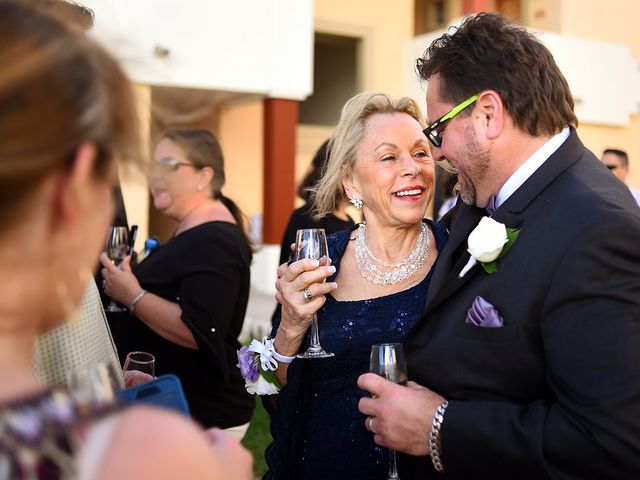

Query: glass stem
left=308, top=313, right=322, bottom=352
left=388, top=448, right=400, bottom=479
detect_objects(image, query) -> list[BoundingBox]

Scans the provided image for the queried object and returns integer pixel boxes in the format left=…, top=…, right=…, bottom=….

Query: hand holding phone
left=117, top=374, right=190, bottom=416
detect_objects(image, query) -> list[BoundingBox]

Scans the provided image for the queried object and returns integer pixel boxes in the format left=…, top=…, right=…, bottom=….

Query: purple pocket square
left=465, top=296, right=504, bottom=328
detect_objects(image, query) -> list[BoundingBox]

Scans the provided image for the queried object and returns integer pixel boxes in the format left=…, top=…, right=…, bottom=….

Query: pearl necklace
left=354, top=222, right=430, bottom=285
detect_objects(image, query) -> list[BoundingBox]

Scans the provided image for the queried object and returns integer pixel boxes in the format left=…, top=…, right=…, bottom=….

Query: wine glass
left=105, top=226, right=129, bottom=312
left=370, top=343, right=408, bottom=480
left=123, top=351, right=156, bottom=377
left=295, top=228, right=334, bottom=359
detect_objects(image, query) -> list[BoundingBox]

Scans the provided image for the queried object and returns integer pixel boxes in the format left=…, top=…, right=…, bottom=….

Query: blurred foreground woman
left=0, top=2, right=252, bottom=478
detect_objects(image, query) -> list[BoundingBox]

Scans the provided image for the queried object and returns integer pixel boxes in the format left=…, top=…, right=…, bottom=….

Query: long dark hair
left=157, top=128, right=253, bottom=255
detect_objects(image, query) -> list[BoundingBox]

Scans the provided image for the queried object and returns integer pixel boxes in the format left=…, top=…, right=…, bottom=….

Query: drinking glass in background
left=104, top=226, right=129, bottom=312
left=67, top=362, right=120, bottom=412
left=370, top=343, right=408, bottom=480
left=295, top=228, right=334, bottom=359
left=123, top=351, right=155, bottom=377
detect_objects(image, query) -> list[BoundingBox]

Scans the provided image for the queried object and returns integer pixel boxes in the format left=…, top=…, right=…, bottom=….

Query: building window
left=415, top=0, right=452, bottom=35
left=299, top=33, right=359, bottom=126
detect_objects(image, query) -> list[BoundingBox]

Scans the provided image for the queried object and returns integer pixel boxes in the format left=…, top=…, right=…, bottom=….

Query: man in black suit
left=358, top=13, right=640, bottom=479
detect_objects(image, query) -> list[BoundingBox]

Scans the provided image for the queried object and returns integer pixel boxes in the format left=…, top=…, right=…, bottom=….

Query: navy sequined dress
left=264, top=220, right=447, bottom=480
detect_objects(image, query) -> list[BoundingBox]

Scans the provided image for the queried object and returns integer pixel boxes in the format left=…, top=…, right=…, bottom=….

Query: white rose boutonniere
left=459, top=217, right=520, bottom=277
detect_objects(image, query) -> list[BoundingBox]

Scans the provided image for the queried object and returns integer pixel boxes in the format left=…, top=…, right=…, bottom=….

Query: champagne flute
left=370, top=343, right=408, bottom=480
left=123, top=351, right=156, bottom=377
left=105, top=226, right=129, bottom=312
left=295, top=228, right=334, bottom=359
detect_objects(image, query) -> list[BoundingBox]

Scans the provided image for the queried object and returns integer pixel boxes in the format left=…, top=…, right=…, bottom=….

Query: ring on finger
left=303, top=287, right=313, bottom=302
left=367, top=416, right=377, bottom=434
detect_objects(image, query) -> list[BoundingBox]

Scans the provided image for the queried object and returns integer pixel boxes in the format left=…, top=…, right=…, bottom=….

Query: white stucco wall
left=84, top=0, right=313, bottom=100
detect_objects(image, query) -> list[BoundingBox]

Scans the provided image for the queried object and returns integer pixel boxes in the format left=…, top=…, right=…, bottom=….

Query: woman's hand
left=274, top=258, right=337, bottom=347
left=123, top=370, right=154, bottom=388
left=100, top=252, right=142, bottom=306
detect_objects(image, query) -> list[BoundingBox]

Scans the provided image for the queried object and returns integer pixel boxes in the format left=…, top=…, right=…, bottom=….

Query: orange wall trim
left=263, top=98, right=299, bottom=244
left=462, top=0, right=490, bottom=14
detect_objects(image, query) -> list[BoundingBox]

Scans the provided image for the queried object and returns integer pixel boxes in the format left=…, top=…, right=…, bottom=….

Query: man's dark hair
left=603, top=148, right=629, bottom=166
left=416, top=13, right=577, bottom=137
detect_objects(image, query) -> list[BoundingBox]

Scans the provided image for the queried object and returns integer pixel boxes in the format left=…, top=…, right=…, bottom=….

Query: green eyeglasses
left=423, top=94, right=479, bottom=148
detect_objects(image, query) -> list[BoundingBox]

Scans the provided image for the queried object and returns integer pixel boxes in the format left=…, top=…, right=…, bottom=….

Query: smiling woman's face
left=343, top=112, right=435, bottom=229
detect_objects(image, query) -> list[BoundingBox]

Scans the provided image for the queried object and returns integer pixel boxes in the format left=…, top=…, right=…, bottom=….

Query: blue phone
left=117, top=374, right=190, bottom=416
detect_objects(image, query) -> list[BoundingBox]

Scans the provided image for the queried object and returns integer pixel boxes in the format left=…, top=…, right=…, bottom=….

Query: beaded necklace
left=354, top=222, right=429, bottom=285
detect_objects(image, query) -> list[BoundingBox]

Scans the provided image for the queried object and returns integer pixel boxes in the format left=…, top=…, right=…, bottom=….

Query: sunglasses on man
left=423, top=94, right=479, bottom=148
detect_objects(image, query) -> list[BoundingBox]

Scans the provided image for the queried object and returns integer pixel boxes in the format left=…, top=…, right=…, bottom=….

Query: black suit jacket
left=406, top=129, right=640, bottom=479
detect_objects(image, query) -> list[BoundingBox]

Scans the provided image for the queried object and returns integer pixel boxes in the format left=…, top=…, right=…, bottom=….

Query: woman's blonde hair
left=311, top=92, right=426, bottom=219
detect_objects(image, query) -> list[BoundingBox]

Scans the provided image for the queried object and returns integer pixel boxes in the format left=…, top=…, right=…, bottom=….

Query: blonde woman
left=263, top=92, right=447, bottom=479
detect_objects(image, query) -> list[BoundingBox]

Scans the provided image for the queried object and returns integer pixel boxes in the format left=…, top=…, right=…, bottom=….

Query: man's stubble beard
left=456, top=123, right=490, bottom=207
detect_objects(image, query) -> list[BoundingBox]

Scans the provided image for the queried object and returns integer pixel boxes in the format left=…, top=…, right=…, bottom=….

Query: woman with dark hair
left=101, top=128, right=255, bottom=437
left=278, top=140, right=355, bottom=266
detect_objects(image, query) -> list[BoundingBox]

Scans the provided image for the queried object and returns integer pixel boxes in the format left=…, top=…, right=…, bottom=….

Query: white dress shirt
left=628, top=186, right=640, bottom=207
left=494, top=127, right=570, bottom=209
